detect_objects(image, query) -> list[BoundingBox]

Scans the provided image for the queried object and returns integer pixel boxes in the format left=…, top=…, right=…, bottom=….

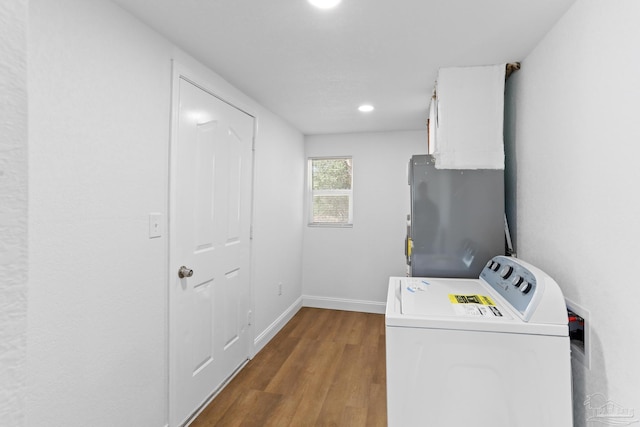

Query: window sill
left=307, top=223, right=353, bottom=228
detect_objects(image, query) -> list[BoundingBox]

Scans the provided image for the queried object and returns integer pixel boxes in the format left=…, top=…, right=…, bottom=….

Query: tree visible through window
left=309, top=157, right=353, bottom=225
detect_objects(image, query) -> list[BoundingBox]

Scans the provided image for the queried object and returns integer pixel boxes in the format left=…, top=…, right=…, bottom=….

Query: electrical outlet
left=278, top=282, right=283, bottom=296
left=566, top=298, right=590, bottom=369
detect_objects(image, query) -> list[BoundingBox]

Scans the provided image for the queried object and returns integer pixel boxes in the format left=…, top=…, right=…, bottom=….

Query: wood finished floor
left=190, top=307, right=387, bottom=427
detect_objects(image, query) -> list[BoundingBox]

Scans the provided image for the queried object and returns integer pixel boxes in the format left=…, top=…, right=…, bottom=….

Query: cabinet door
left=433, top=65, right=505, bottom=169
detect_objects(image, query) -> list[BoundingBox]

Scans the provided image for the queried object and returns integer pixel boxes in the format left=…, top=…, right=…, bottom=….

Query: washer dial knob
left=500, top=265, right=513, bottom=279
left=511, top=276, right=524, bottom=287
left=520, top=281, right=532, bottom=294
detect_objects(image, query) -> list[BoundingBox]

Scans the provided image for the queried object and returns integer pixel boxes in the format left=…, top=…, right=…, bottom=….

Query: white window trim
left=307, top=156, right=353, bottom=227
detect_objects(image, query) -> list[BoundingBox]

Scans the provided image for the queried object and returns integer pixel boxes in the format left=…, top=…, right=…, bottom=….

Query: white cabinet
left=430, top=65, right=506, bottom=170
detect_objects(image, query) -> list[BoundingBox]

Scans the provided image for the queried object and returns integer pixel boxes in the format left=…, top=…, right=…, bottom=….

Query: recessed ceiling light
left=358, top=104, right=374, bottom=113
left=308, top=0, right=342, bottom=10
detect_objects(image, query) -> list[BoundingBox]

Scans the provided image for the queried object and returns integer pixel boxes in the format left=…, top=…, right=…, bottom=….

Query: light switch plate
left=149, top=213, right=162, bottom=238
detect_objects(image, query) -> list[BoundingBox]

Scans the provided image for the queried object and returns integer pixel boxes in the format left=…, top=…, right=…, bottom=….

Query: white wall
left=510, top=1, right=640, bottom=424
left=27, top=0, right=304, bottom=425
left=251, top=105, right=305, bottom=351
left=0, top=1, right=28, bottom=425
left=303, top=131, right=426, bottom=312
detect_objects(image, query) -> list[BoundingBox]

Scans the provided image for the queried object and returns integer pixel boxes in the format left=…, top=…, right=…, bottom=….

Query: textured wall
left=251, top=111, right=305, bottom=347
left=27, top=0, right=172, bottom=424
left=27, top=0, right=304, bottom=425
left=0, top=0, right=28, bottom=425
left=303, top=131, right=426, bottom=311
left=511, top=1, right=640, bottom=425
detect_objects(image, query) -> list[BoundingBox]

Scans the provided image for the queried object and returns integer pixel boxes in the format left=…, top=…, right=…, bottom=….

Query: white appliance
left=385, top=255, right=572, bottom=427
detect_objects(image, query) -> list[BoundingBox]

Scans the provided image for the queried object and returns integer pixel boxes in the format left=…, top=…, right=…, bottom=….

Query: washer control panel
left=480, top=256, right=538, bottom=318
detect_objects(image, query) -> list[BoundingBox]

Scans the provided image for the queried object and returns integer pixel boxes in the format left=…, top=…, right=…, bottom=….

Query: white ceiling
left=112, top=0, right=576, bottom=135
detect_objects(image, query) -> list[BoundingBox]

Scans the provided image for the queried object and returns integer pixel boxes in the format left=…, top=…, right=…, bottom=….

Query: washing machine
left=385, top=255, right=572, bottom=427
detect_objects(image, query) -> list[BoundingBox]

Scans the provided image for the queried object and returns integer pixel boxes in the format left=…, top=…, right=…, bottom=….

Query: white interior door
left=170, top=75, right=254, bottom=427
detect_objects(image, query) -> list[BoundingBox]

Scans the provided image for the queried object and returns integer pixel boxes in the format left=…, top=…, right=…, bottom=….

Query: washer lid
left=389, top=277, right=567, bottom=336
left=400, top=277, right=513, bottom=320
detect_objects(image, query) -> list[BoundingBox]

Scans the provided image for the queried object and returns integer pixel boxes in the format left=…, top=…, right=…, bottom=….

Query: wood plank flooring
left=190, top=307, right=387, bottom=427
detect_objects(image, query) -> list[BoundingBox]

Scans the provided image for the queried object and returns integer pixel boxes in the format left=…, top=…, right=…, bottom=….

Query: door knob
left=178, top=266, right=194, bottom=278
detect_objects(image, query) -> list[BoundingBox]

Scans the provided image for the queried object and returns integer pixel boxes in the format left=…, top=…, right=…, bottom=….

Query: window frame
left=307, top=156, right=354, bottom=227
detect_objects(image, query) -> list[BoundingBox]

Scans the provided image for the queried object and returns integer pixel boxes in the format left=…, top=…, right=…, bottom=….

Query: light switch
left=149, top=213, right=162, bottom=238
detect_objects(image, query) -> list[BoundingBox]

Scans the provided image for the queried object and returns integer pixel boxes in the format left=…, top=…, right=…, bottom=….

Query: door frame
left=167, top=60, right=257, bottom=427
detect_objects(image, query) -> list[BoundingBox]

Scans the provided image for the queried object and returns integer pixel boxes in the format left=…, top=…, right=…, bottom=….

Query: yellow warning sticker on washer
left=448, top=294, right=496, bottom=306
left=449, top=294, right=503, bottom=317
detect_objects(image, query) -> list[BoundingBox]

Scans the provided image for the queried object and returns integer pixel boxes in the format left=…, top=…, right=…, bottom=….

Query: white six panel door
left=171, top=77, right=253, bottom=427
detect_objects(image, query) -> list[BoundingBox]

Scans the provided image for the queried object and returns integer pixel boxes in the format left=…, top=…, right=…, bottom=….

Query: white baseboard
left=253, top=296, right=303, bottom=354
left=302, top=295, right=386, bottom=314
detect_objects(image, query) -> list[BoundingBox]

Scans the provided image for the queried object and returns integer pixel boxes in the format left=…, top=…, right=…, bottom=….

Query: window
left=308, top=157, right=353, bottom=226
